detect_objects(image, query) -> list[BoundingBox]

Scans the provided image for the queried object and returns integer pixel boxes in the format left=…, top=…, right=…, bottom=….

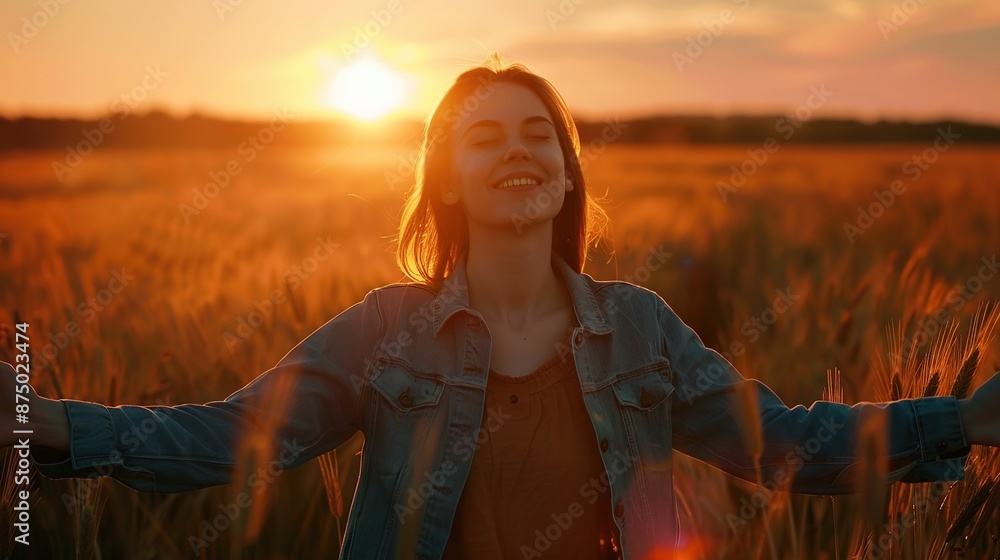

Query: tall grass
left=1, top=144, right=999, bottom=557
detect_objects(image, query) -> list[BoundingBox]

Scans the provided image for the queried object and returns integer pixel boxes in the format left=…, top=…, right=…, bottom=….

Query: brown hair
left=395, top=54, right=609, bottom=284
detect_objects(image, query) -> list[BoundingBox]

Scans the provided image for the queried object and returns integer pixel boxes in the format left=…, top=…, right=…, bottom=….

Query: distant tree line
left=1, top=110, right=999, bottom=152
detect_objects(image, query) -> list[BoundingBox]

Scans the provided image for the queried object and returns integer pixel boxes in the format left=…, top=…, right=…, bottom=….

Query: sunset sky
left=2, top=0, right=999, bottom=124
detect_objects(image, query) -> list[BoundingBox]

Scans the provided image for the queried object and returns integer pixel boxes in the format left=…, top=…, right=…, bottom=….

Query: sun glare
left=323, top=58, right=410, bottom=122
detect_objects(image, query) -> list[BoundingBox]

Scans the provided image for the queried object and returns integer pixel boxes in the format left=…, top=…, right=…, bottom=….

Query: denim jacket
left=37, top=252, right=970, bottom=560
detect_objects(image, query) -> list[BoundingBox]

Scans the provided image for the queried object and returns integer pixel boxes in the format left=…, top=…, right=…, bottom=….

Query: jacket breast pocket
left=367, top=355, right=449, bottom=483
left=370, top=355, right=446, bottom=413
left=611, top=365, right=675, bottom=471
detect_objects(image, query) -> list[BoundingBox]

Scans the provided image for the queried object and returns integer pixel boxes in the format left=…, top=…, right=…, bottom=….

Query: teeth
left=497, top=177, right=538, bottom=189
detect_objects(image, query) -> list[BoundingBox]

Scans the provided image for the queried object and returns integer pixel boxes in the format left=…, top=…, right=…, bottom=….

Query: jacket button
left=614, top=500, right=625, bottom=519
left=399, top=389, right=412, bottom=407
left=936, top=442, right=948, bottom=452
left=509, top=394, right=519, bottom=404
left=600, top=438, right=609, bottom=452
left=639, top=387, right=654, bottom=408
left=574, top=332, right=584, bottom=347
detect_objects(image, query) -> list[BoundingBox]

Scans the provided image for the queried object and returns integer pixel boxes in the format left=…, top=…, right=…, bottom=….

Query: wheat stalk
left=824, top=368, right=844, bottom=404
left=950, top=348, right=980, bottom=400
left=317, top=450, right=344, bottom=519
left=965, top=473, right=1000, bottom=553
left=72, top=479, right=105, bottom=560
left=890, top=372, right=902, bottom=401
left=922, top=371, right=941, bottom=397
left=944, top=478, right=993, bottom=546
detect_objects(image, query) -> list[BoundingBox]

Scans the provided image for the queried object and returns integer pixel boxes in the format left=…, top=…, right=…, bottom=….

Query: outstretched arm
left=1, top=291, right=382, bottom=493
left=656, top=297, right=980, bottom=495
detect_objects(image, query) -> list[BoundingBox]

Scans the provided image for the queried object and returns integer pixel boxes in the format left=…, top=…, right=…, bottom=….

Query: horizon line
left=3, top=107, right=1000, bottom=129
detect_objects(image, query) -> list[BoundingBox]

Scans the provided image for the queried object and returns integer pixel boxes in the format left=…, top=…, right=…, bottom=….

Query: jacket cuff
left=33, top=399, right=120, bottom=480
left=911, top=396, right=970, bottom=462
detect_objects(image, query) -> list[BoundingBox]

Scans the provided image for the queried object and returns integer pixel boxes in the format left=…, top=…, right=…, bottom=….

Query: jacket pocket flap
left=371, top=357, right=445, bottom=412
left=612, top=368, right=674, bottom=411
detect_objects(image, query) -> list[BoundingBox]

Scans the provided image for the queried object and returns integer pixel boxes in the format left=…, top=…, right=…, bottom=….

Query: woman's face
left=446, top=81, right=570, bottom=231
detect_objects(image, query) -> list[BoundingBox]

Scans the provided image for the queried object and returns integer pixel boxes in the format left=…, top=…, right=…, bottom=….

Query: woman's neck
left=465, top=221, right=568, bottom=331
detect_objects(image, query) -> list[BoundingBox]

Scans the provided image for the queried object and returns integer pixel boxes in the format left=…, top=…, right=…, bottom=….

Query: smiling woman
left=322, top=57, right=412, bottom=121
left=4, top=53, right=1000, bottom=560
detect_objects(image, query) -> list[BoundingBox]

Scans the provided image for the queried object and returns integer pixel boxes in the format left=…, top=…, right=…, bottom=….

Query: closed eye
left=468, top=134, right=549, bottom=146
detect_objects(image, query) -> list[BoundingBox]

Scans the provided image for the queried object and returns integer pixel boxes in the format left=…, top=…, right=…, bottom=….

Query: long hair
left=395, top=54, right=609, bottom=284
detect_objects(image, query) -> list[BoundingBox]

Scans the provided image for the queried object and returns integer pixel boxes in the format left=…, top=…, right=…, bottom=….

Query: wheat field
left=1, top=142, right=999, bottom=558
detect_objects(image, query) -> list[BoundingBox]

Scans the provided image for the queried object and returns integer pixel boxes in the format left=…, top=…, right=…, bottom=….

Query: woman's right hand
left=1, top=360, right=69, bottom=451
left=1, top=360, right=30, bottom=447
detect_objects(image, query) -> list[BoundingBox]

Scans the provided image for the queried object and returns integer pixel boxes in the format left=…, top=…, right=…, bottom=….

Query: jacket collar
left=431, top=251, right=614, bottom=337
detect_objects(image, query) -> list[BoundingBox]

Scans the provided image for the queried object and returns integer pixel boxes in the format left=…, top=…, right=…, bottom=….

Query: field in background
left=1, top=143, right=999, bottom=558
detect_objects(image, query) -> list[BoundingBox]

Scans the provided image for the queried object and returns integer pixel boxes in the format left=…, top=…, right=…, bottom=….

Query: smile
left=496, top=177, right=540, bottom=189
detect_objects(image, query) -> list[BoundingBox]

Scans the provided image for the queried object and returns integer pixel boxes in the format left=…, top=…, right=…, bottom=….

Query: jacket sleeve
left=33, top=290, right=383, bottom=493
left=657, top=297, right=970, bottom=495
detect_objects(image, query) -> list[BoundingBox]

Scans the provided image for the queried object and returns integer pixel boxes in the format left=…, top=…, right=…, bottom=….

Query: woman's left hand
left=959, top=370, right=1000, bottom=447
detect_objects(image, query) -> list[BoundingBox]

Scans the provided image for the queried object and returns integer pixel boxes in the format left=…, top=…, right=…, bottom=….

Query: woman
left=4, top=56, right=1000, bottom=560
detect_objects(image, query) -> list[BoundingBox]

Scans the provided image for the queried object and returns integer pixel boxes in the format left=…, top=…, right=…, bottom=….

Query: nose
left=502, top=139, right=531, bottom=162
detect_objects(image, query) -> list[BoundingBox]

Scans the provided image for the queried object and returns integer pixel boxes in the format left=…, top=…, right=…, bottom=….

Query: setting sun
left=322, top=58, right=411, bottom=122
